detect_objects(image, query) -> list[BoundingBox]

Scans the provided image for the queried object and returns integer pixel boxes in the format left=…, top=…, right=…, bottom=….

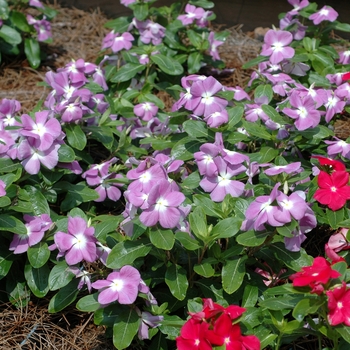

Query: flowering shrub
left=4, top=0, right=350, bottom=349
left=0, top=0, right=56, bottom=68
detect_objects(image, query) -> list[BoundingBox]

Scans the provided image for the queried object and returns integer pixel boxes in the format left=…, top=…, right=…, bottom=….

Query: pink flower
left=139, top=179, right=185, bottom=228
left=327, top=282, right=350, bottom=326
left=208, top=32, right=224, bottom=61
left=102, top=31, right=134, bottom=53
left=134, top=102, right=158, bottom=121
left=261, top=29, right=295, bottom=64
left=91, top=265, right=141, bottom=305
left=53, top=216, right=97, bottom=265
left=309, top=6, right=338, bottom=25
left=177, top=4, right=205, bottom=25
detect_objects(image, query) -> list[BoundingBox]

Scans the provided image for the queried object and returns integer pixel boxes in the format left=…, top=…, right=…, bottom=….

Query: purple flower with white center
left=9, top=214, right=52, bottom=254
left=17, top=139, right=60, bottom=175
left=59, top=59, right=88, bottom=85
left=335, top=82, right=350, bottom=101
left=275, top=191, right=309, bottom=222
left=208, top=32, right=224, bottom=61
left=231, top=86, right=250, bottom=101
left=194, top=143, right=221, bottom=177
left=70, top=267, right=92, bottom=292
left=245, top=96, right=270, bottom=123
left=134, top=102, right=158, bottom=121
left=92, top=266, right=141, bottom=305
left=87, top=94, right=109, bottom=114
left=287, top=0, right=309, bottom=15
left=177, top=4, right=205, bottom=25
left=244, top=183, right=288, bottom=231
left=189, top=76, right=228, bottom=117
left=338, top=50, right=350, bottom=65
left=199, top=157, right=245, bottom=202
left=280, top=13, right=307, bottom=40
left=282, top=91, right=320, bottom=130
left=139, top=179, right=185, bottom=228
left=294, top=83, right=328, bottom=108
left=0, top=129, right=15, bottom=156
left=324, top=90, right=346, bottom=123
left=282, top=61, right=310, bottom=76
left=20, top=111, right=62, bottom=151
left=309, top=6, right=338, bottom=25
left=325, top=137, right=350, bottom=158
left=0, top=99, right=21, bottom=135
left=264, top=162, right=302, bottom=176
left=326, top=72, right=344, bottom=86
left=53, top=216, right=97, bottom=265
left=57, top=100, right=85, bottom=123
left=45, top=71, right=79, bottom=100
left=137, top=309, right=164, bottom=340
left=265, top=72, right=295, bottom=96
left=29, top=0, right=44, bottom=8
left=261, top=29, right=295, bottom=64
left=27, top=15, right=52, bottom=42
left=204, top=110, right=228, bottom=128
left=127, top=162, right=168, bottom=193
left=196, top=10, right=213, bottom=28
left=102, top=31, right=134, bottom=53
left=133, top=19, right=165, bottom=45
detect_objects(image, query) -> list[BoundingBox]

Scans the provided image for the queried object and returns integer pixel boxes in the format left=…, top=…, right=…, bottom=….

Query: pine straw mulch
left=0, top=4, right=268, bottom=350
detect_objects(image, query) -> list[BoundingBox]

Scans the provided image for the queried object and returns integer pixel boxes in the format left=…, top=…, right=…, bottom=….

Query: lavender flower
left=91, top=266, right=141, bottom=305
left=102, top=31, right=134, bottom=53
left=177, top=4, right=205, bottom=26
left=309, top=6, right=338, bottom=25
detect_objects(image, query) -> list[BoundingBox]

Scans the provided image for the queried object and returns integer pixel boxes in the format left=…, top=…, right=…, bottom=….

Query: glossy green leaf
left=189, top=206, right=208, bottom=241
left=242, top=285, right=259, bottom=308
left=327, top=207, right=344, bottom=229
left=48, top=279, right=80, bottom=313
left=183, top=120, right=208, bottom=139
left=187, top=52, right=203, bottom=74
left=149, top=228, right=175, bottom=250
left=0, top=214, right=26, bottom=234
left=133, top=3, right=148, bottom=20
left=48, top=261, right=76, bottom=291
left=24, top=38, right=40, bottom=69
left=175, top=231, right=201, bottom=250
left=151, top=54, right=184, bottom=75
left=211, top=217, right=241, bottom=239
left=27, top=242, right=50, bottom=268
left=84, top=126, right=114, bottom=150
left=106, top=239, right=152, bottom=269
left=57, top=143, right=75, bottom=162
left=24, top=185, right=50, bottom=215
left=65, top=124, right=87, bottom=151
left=113, top=308, right=140, bottom=350
left=292, top=298, right=324, bottom=322
left=11, top=11, right=31, bottom=32
left=0, top=245, right=15, bottom=280
left=236, top=230, right=268, bottom=247
left=24, top=263, right=50, bottom=298
left=0, top=25, right=21, bottom=45
left=194, top=262, right=215, bottom=278
left=165, top=264, right=188, bottom=300
left=104, top=16, right=130, bottom=32
left=110, top=63, right=145, bottom=83
left=76, top=293, right=101, bottom=312
left=254, top=84, right=273, bottom=102
left=222, top=255, right=247, bottom=294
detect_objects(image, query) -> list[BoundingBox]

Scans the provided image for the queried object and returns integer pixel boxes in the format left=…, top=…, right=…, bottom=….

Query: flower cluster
left=176, top=298, right=260, bottom=350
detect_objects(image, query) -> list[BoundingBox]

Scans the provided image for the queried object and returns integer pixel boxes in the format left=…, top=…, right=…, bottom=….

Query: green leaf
left=0, top=196, right=10, bottom=207
left=336, top=326, right=350, bottom=344
left=104, top=16, right=131, bottom=32
left=171, top=137, right=202, bottom=161
left=48, top=279, right=80, bottom=313
left=110, top=63, right=146, bottom=83
left=242, top=55, right=269, bottom=69
left=189, top=207, right=208, bottom=241
left=0, top=245, right=15, bottom=280
left=242, top=285, right=259, bottom=307
left=292, top=298, right=324, bottom=322
left=133, top=2, right=148, bottom=20
left=183, top=120, right=208, bottom=139
left=6, top=272, right=30, bottom=307
left=333, top=21, right=350, bottom=33
left=106, top=239, right=152, bottom=269
left=76, top=293, right=100, bottom=312
left=194, top=262, right=215, bottom=278
left=259, top=295, right=304, bottom=310
left=211, top=217, right=241, bottom=239
left=0, top=158, right=21, bottom=173
left=24, top=38, right=40, bottom=69
left=0, top=25, right=21, bottom=45
left=270, top=243, right=313, bottom=271
left=0, top=214, right=26, bottom=234
left=24, top=185, right=50, bottom=215
left=113, top=308, right=140, bottom=350
left=27, top=242, right=50, bottom=268
left=65, top=124, right=87, bottom=151
left=57, top=143, right=75, bottom=163
left=327, top=207, right=344, bottom=229
left=181, top=171, right=200, bottom=189
left=276, top=220, right=298, bottom=238
left=227, top=106, right=244, bottom=129
left=149, top=228, right=175, bottom=250
left=175, top=231, right=201, bottom=250
left=94, top=218, right=120, bottom=242
left=254, top=84, right=273, bottom=102
left=48, top=261, right=76, bottom=291
left=222, top=255, right=247, bottom=294
left=262, top=104, right=288, bottom=125
left=0, top=0, right=9, bottom=20
left=84, top=125, right=114, bottom=150
left=187, top=52, right=203, bottom=74
left=308, top=71, right=331, bottom=88
left=165, top=264, right=188, bottom=300
left=24, top=263, right=49, bottom=298
left=11, top=11, right=31, bottom=32
left=151, top=54, right=184, bottom=75
left=242, top=120, right=272, bottom=140
left=236, top=230, right=268, bottom=247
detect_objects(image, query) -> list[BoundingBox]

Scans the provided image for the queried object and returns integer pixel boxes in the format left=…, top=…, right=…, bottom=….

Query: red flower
left=314, top=170, right=350, bottom=211
left=342, top=72, right=350, bottom=81
left=289, top=257, right=341, bottom=294
left=311, top=155, right=346, bottom=172
left=176, top=318, right=211, bottom=350
left=326, top=282, right=350, bottom=326
left=206, top=314, right=260, bottom=350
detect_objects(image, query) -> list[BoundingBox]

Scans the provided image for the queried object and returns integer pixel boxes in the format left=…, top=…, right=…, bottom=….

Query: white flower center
left=111, top=278, right=124, bottom=291
left=155, top=197, right=168, bottom=212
